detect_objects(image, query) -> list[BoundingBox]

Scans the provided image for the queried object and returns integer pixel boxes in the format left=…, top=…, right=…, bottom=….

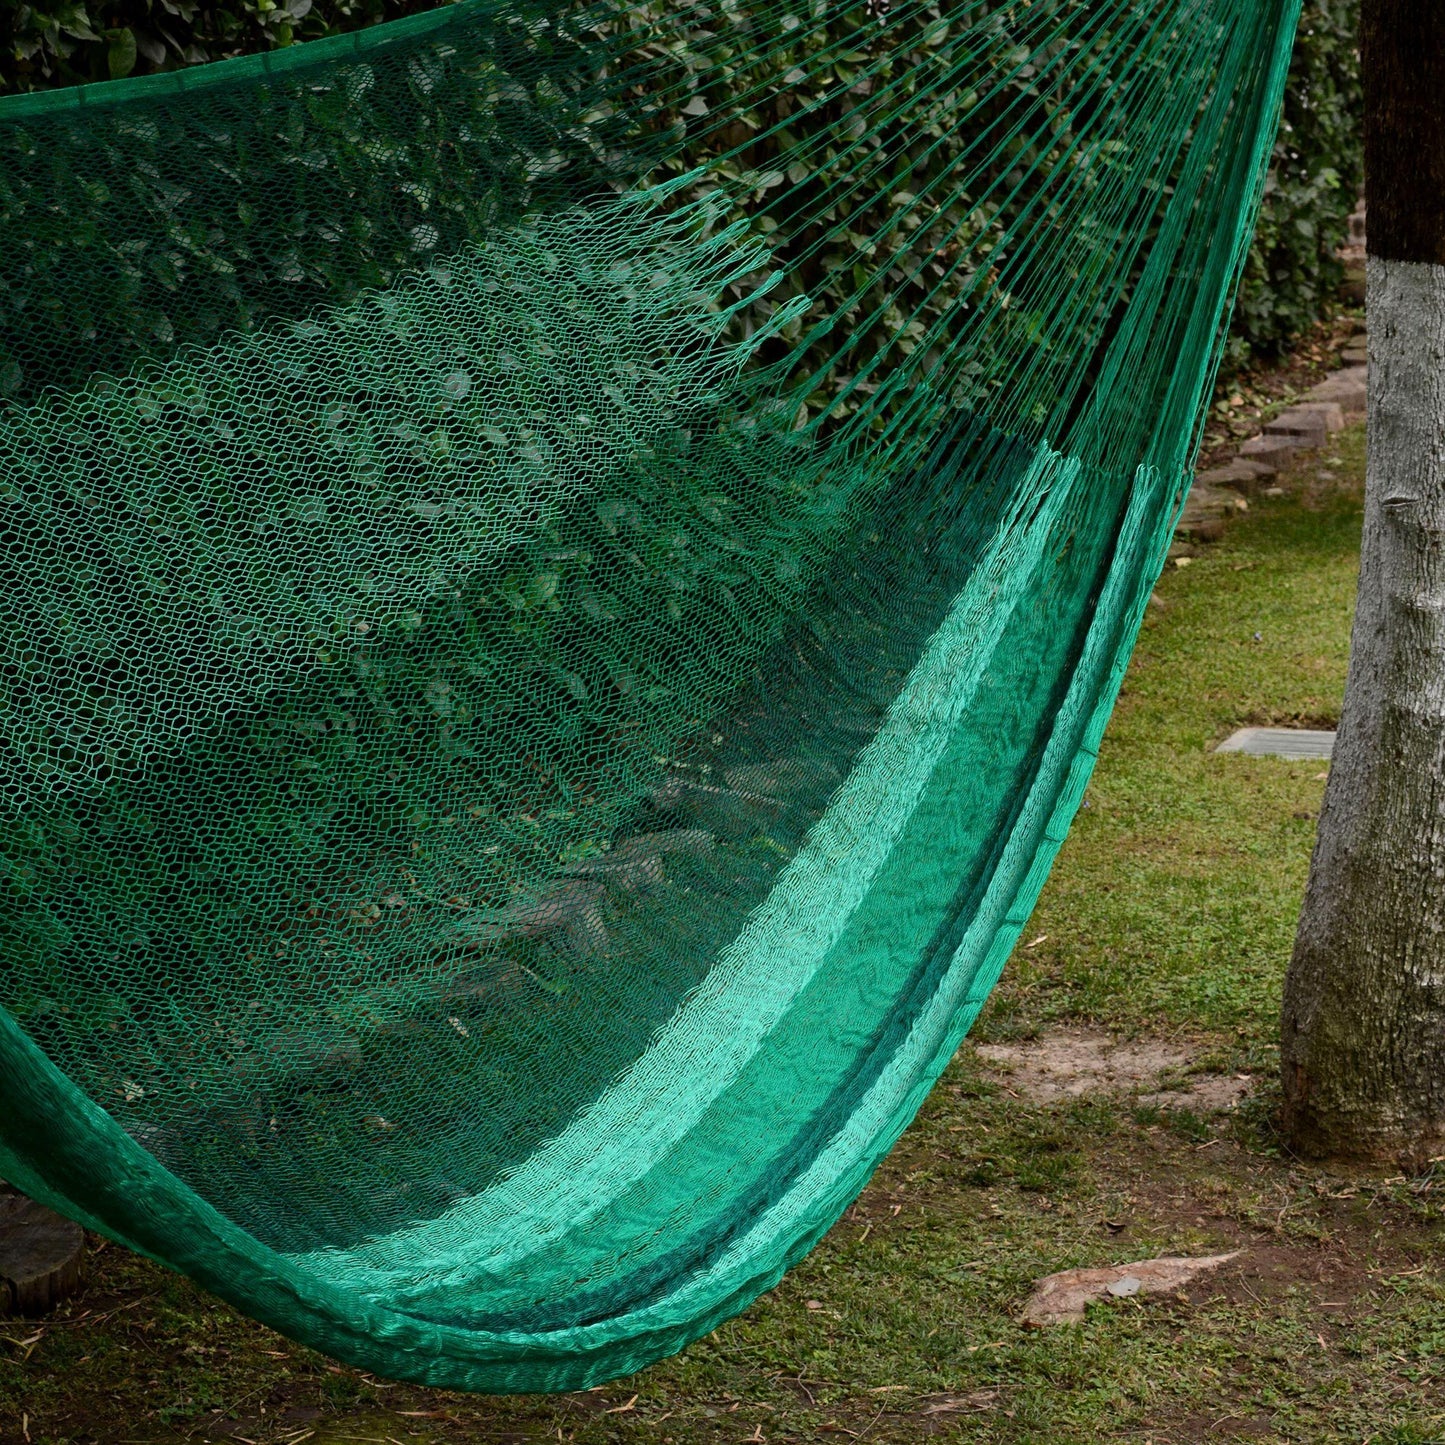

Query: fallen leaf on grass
left=2, top=1330, right=45, bottom=1357
left=921, top=1390, right=999, bottom=1415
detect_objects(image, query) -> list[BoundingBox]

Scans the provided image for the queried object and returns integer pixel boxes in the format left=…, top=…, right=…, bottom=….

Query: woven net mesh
left=0, top=0, right=1299, bottom=1390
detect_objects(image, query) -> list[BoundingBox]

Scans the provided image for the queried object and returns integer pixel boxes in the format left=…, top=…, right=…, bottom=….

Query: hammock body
left=0, top=0, right=1297, bottom=1390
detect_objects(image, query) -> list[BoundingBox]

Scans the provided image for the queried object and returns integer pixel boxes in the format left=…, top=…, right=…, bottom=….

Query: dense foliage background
left=0, top=0, right=1362, bottom=364
left=1229, top=0, right=1363, bottom=364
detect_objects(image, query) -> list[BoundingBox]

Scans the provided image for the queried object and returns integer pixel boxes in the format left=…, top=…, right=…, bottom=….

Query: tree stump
left=0, top=1185, right=84, bottom=1315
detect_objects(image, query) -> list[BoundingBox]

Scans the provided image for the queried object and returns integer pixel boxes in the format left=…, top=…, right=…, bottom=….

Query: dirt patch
left=1209, top=1243, right=1361, bottom=1301
left=971, top=1029, right=1253, bottom=1112
left=1173, top=1411, right=1279, bottom=1441
left=1138, top=1074, right=1254, bottom=1112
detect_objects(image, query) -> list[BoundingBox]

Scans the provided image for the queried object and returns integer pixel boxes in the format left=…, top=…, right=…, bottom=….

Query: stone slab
left=1176, top=516, right=1225, bottom=543
left=1264, top=412, right=1329, bottom=447
left=1307, top=370, right=1367, bottom=415
left=1196, top=461, right=1275, bottom=489
left=1239, top=434, right=1299, bottom=464
left=1284, top=401, right=1346, bottom=433
left=1312, top=365, right=1367, bottom=389
left=1215, top=727, right=1335, bottom=761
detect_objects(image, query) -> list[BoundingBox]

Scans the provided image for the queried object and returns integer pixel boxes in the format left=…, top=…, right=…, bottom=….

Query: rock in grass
left=1019, top=1251, right=1240, bottom=1326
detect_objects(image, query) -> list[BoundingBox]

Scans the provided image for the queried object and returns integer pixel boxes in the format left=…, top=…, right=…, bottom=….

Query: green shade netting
left=0, top=0, right=1298, bottom=1391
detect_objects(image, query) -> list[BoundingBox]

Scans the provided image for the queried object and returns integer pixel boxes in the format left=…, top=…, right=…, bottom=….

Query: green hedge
left=1229, top=0, right=1363, bottom=365
left=0, top=0, right=427, bottom=82
left=1, top=0, right=1361, bottom=365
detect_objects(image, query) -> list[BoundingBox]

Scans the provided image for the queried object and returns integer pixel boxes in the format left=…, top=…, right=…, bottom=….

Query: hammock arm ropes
left=0, top=0, right=1299, bottom=1391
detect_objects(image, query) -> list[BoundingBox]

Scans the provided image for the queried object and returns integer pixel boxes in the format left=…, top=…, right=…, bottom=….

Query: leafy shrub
left=0, top=0, right=1361, bottom=364
left=0, top=0, right=427, bottom=85
left=1229, top=0, right=1363, bottom=365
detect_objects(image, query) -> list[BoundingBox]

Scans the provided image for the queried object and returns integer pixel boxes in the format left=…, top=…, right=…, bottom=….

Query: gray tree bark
left=1279, top=0, right=1445, bottom=1164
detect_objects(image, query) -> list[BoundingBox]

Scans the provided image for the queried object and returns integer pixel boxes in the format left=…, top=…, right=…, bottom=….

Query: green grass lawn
left=994, top=428, right=1365, bottom=1046
left=8, top=422, right=1445, bottom=1445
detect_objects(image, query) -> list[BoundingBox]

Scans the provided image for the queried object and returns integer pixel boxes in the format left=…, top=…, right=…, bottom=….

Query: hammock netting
left=0, top=0, right=1296, bottom=1390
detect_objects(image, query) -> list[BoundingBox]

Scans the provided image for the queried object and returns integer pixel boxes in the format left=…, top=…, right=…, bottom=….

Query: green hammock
left=0, top=0, right=1297, bottom=1392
